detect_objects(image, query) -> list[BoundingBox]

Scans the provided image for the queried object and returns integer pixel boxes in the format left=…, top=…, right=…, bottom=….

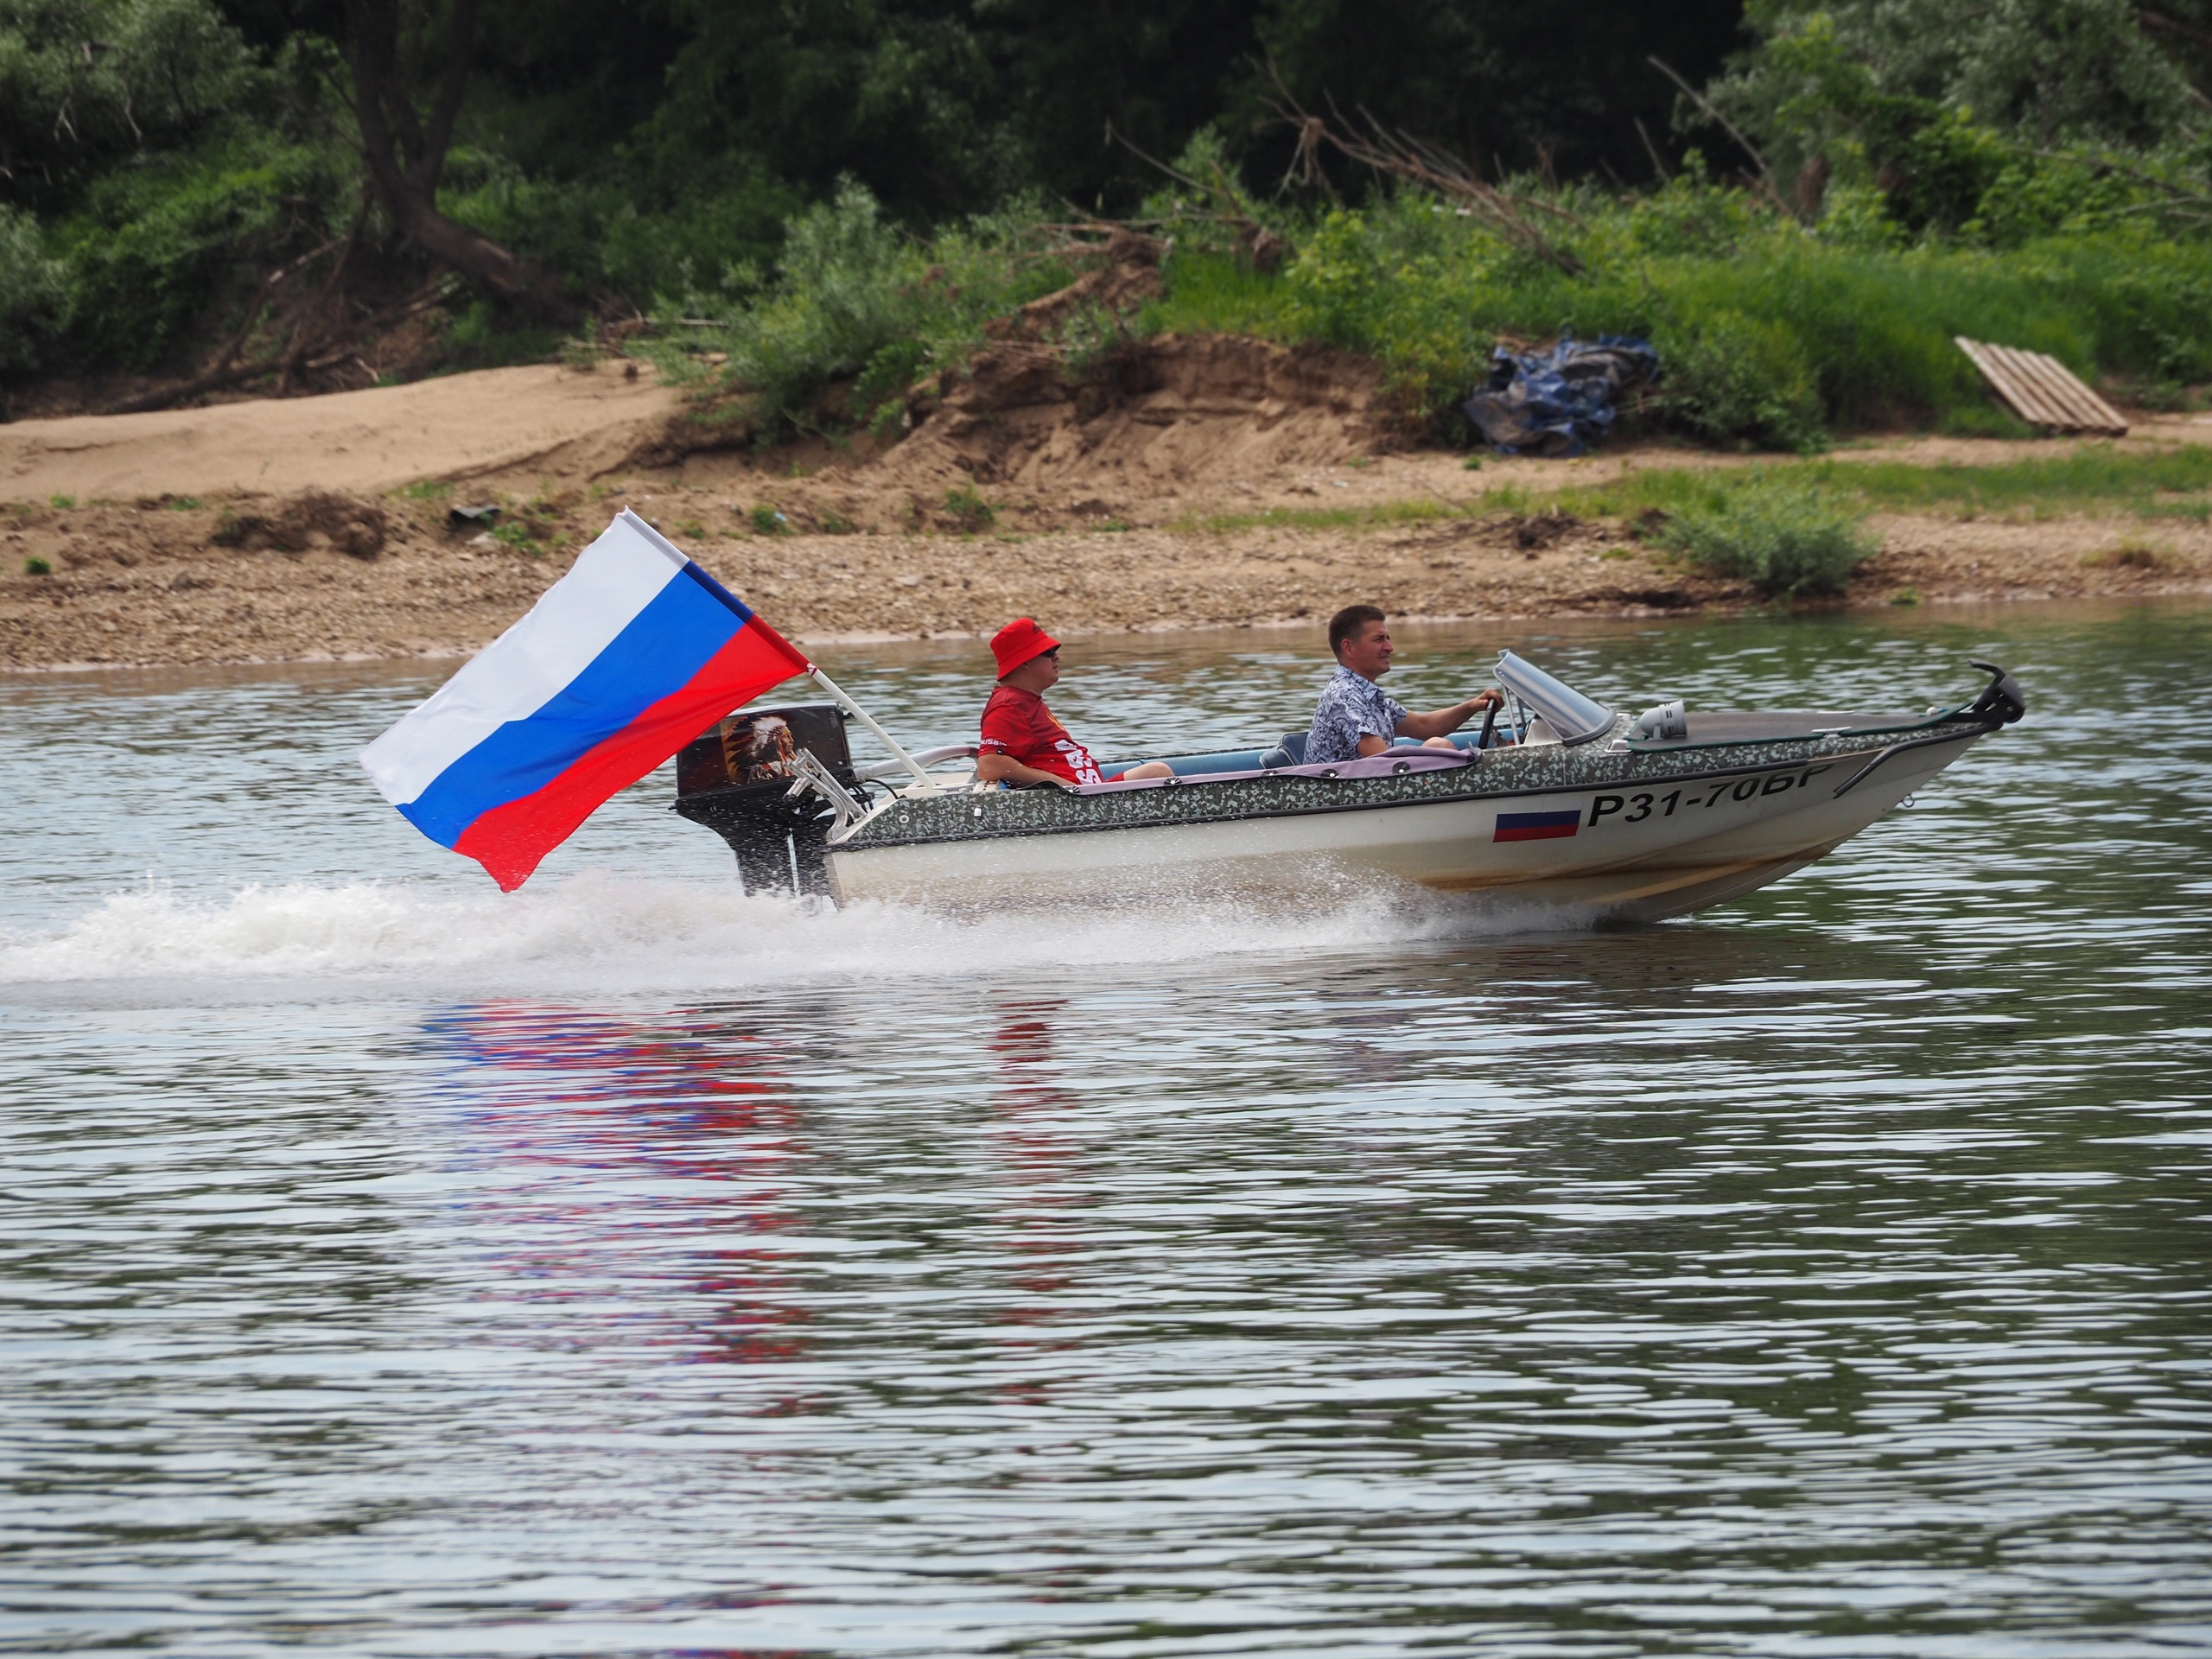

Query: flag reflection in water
left=421, top=1001, right=815, bottom=1378
left=985, top=996, right=1088, bottom=1409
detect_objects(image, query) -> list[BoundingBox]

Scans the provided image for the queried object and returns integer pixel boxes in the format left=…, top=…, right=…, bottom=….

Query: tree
left=1239, top=0, right=1748, bottom=188
left=0, top=0, right=257, bottom=211
left=340, top=0, right=569, bottom=316
left=1714, top=0, right=2202, bottom=175
left=2137, top=2, right=2212, bottom=102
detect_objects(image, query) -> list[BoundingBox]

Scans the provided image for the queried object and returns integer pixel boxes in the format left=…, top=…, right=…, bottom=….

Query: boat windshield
left=1495, top=651, right=1616, bottom=746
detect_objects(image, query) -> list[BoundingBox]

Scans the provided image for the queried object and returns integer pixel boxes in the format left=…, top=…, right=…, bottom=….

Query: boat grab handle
left=1831, top=728, right=1978, bottom=798
left=1833, top=661, right=2024, bottom=797
left=857, top=743, right=977, bottom=781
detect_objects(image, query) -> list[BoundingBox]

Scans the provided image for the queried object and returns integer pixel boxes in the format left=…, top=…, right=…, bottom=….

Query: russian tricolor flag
left=1493, top=808, right=1580, bottom=842
left=362, top=509, right=810, bottom=891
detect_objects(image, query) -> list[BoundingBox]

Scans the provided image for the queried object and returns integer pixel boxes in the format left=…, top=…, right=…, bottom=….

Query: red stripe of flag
left=455, top=620, right=809, bottom=891
left=1494, top=809, right=1580, bottom=842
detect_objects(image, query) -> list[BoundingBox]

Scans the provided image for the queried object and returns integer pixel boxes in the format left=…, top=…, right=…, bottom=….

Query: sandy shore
left=0, top=363, right=681, bottom=501
left=2, top=362, right=2207, bottom=671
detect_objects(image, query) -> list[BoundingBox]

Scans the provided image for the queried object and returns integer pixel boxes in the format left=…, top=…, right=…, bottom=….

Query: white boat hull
left=826, top=730, right=1981, bottom=923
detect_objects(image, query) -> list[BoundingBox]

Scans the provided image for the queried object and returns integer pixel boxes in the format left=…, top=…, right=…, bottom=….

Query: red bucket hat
left=990, top=617, right=1060, bottom=679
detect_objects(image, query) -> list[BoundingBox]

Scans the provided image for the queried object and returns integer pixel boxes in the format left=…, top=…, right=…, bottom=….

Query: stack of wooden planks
left=1956, top=338, right=2128, bottom=436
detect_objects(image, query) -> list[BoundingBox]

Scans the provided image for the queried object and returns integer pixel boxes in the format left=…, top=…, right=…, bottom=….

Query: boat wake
left=0, top=870, right=1594, bottom=1001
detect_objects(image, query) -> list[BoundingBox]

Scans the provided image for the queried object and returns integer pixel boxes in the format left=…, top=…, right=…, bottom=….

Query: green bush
left=1653, top=306, right=1825, bottom=453
left=943, top=483, right=994, bottom=531
left=1656, top=474, right=1877, bottom=597
left=0, top=0, right=260, bottom=214
left=1706, top=0, right=2200, bottom=238
left=644, top=181, right=1081, bottom=435
left=0, top=1, right=358, bottom=377
left=440, top=149, right=802, bottom=310
left=49, top=122, right=347, bottom=371
left=0, top=205, right=67, bottom=371
left=440, top=300, right=564, bottom=372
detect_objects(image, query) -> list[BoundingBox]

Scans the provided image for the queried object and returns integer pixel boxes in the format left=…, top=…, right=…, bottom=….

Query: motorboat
left=673, top=652, right=2024, bottom=923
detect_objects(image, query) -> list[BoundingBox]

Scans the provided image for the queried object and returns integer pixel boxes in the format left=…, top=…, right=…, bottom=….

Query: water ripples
left=3, top=602, right=2209, bottom=1655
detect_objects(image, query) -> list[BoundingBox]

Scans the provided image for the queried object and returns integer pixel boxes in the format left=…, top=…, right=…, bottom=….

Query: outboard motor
left=674, top=704, right=857, bottom=898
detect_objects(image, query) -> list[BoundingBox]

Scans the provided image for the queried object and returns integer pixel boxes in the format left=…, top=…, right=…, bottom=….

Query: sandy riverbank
left=3, top=353, right=2208, bottom=671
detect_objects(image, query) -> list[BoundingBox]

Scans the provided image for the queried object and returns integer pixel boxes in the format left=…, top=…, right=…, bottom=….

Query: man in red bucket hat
left=976, top=619, right=1174, bottom=789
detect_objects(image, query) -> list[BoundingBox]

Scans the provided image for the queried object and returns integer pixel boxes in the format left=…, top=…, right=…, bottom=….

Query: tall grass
left=1548, top=446, right=2212, bottom=521
left=1174, top=448, right=2212, bottom=537
left=1140, top=189, right=2212, bottom=450
left=658, top=179, right=2212, bottom=453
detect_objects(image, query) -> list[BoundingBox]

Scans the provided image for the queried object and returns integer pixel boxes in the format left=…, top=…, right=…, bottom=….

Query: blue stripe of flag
left=1497, top=810, right=1580, bottom=830
left=680, top=558, right=757, bottom=620
left=399, top=571, right=744, bottom=847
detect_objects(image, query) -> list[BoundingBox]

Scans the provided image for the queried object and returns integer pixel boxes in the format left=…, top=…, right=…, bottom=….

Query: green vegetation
left=1180, top=497, right=1464, bottom=534
left=943, top=484, right=995, bottom=532
left=656, top=132, right=2212, bottom=450
left=488, top=519, right=543, bottom=556
left=0, top=204, right=65, bottom=372
left=48, top=494, right=73, bottom=509
left=641, top=183, right=1077, bottom=435
left=2, top=0, right=2206, bottom=455
left=1651, top=473, right=1876, bottom=595
left=1544, top=445, right=2212, bottom=521
left=1132, top=185, right=2212, bottom=448
left=748, top=505, right=788, bottom=536
left=23, top=555, right=52, bottom=575
left=1179, top=448, right=2212, bottom=561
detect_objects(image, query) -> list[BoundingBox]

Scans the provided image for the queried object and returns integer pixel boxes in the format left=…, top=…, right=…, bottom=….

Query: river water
left=3, top=602, right=2209, bottom=1657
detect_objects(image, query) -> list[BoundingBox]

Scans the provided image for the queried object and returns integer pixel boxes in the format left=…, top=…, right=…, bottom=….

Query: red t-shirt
left=979, top=684, right=1105, bottom=785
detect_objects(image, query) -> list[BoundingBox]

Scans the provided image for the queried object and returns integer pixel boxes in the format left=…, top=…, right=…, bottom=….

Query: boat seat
left=1258, top=731, right=1308, bottom=770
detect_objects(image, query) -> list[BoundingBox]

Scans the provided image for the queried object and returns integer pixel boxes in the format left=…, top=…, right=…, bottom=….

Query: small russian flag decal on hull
left=1494, top=809, right=1581, bottom=842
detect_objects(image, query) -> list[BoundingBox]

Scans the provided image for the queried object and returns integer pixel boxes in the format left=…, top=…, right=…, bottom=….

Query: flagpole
left=807, top=666, right=935, bottom=788
left=626, top=512, right=936, bottom=791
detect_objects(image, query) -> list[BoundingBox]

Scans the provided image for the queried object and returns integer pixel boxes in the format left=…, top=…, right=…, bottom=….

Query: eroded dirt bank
left=2, top=342, right=2209, bottom=671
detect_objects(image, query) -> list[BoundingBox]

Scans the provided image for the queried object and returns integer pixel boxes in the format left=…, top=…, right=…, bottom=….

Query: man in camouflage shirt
left=1304, top=605, right=1503, bottom=766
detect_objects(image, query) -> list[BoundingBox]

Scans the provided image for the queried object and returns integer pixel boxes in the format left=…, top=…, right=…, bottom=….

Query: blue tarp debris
left=1461, top=334, right=1659, bottom=458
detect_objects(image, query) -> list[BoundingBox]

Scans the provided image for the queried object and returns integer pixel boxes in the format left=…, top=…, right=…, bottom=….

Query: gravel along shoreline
left=3, top=480, right=2208, bottom=671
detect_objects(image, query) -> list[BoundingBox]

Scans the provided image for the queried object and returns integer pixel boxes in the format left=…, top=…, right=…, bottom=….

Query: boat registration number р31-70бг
left=1587, top=766, right=1835, bottom=827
